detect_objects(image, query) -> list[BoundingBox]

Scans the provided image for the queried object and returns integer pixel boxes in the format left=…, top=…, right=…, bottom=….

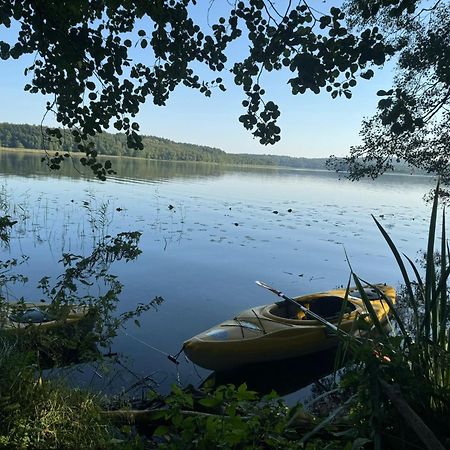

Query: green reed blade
left=338, top=275, right=353, bottom=328
left=333, top=275, right=353, bottom=375
left=402, top=253, right=422, bottom=337
left=358, top=276, right=410, bottom=342
left=424, top=181, right=440, bottom=340
left=439, top=209, right=448, bottom=347
left=351, top=273, right=385, bottom=337
left=424, top=264, right=450, bottom=323
left=403, top=253, right=424, bottom=300
left=372, top=214, right=416, bottom=309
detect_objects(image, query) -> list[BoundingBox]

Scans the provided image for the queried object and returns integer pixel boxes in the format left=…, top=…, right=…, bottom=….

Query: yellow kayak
left=183, top=284, right=395, bottom=371
left=0, top=302, right=91, bottom=332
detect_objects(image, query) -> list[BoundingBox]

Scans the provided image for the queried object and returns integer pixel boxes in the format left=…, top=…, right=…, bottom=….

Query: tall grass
left=341, top=181, right=450, bottom=449
left=370, top=182, right=449, bottom=406
left=0, top=339, right=112, bottom=449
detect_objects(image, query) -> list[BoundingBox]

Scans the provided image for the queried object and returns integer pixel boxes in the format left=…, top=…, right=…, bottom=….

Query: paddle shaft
left=255, top=281, right=348, bottom=337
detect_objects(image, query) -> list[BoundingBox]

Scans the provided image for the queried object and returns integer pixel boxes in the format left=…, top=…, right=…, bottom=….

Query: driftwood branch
left=379, top=380, right=445, bottom=450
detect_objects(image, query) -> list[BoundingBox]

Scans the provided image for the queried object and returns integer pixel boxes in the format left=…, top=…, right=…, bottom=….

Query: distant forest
left=0, top=122, right=329, bottom=170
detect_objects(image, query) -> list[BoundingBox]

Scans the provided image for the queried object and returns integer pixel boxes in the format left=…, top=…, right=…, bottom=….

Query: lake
left=0, top=151, right=436, bottom=401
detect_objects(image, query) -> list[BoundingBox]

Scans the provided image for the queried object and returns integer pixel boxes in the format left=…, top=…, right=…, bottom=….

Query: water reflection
left=204, top=347, right=338, bottom=397
left=1, top=149, right=434, bottom=191
left=1, top=150, right=312, bottom=183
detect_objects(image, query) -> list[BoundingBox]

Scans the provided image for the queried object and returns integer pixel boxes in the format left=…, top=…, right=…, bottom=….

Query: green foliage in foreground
left=0, top=344, right=110, bottom=449
left=152, top=384, right=299, bottom=449
left=145, top=382, right=358, bottom=450
left=0, top=213, right=161, bottom=448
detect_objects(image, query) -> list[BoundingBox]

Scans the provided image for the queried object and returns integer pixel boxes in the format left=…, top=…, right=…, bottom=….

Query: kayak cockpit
left=267, top=296, right=356, bottom=321
left=9, top=308, right=54, bottom=324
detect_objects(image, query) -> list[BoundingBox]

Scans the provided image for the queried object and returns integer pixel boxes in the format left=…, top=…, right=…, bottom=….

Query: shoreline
left=0, top=146, right=434, bottom=178
left=0, top=146, right=326, bottom=172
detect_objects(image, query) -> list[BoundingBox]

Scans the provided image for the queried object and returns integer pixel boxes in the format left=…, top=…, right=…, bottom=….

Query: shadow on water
left=202, top=347, right=339, bottom=397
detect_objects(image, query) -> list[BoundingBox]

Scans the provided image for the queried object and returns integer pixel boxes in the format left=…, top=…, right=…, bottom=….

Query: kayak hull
left=184, top=284, right=395, bottom=371
left=0, top=302, right=91, bottom=332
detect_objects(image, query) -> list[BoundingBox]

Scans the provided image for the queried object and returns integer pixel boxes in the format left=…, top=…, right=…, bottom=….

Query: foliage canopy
left=329, top=0, right=450, bottom=182
left=0, top=0, right=393, bottom=179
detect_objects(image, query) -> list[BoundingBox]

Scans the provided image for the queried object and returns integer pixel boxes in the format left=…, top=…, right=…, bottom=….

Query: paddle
left=255, top=280, right=350, bottom=338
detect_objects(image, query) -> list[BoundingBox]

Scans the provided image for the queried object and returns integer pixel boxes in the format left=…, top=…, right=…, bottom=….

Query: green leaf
left=149, top=410, right=167, bottom=420
left=360, top=69, right=374, bottom=79
left=199, top=397, right=221, bottom=408
left=352, top=437, right=372, bottom=449
left=153, top=425, right=169, bottom=437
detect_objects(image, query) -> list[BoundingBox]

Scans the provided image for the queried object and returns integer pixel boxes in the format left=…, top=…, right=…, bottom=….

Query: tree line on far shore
left=0, top=122, right=423, bottom=175
left=0, top=122, right=329, bottom=169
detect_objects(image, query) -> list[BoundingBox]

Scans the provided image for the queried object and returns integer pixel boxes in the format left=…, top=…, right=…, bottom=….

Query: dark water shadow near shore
left=202, top=347, right=339, bottom=397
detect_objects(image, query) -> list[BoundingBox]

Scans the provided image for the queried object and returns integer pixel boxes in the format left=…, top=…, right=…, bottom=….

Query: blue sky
left=0, top=2, right=395, bottom=158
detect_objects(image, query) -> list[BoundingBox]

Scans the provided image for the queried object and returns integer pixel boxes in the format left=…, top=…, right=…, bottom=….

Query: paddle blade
left=255, top=280, right=282, bottom=297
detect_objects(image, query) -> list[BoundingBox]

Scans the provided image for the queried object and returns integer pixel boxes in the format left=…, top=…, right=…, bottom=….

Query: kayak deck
left=184, top=284, right=395, bottom=371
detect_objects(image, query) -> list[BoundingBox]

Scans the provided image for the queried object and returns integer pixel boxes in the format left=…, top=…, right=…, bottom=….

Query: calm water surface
left=0, top=152, right=436, bottom=400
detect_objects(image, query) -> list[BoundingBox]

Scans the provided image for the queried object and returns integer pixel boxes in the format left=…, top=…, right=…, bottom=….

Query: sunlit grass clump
left=0, top=341, right=111, bottom=449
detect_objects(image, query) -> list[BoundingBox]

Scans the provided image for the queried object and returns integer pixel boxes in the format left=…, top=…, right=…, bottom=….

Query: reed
left=340, top=181, right=450, bottom=449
